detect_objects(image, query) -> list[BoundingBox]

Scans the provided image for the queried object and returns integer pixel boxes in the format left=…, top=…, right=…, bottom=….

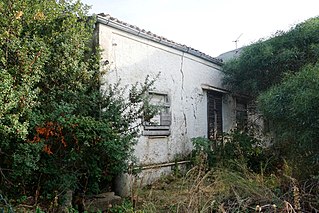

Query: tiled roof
left=97, top=13, right=223, bottom=66
left=217, top=47, right=244, bottom=62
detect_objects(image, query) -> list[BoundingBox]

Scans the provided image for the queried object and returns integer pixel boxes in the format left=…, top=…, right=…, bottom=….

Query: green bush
left=223, top=16, right=319, bottom=97
left=222, top=15, right=319, bottom=182
left=191, top=130, right=268, bottom=172
left=258, top=63, right=319, bottom=179
left=0, top=0, right=156, bottom=206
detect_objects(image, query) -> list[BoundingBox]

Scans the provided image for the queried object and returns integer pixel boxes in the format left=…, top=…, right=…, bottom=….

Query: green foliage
left=134, top=134, right=318, bottom=212
left=223, top=16, right=319, bottom=97
left=222, top=16, right=319, bottom=181
left=0, top=194, right=14, bottom=213
left=109, top=199, right=136, bottom=213
left=0, top=0, right=47, bottom=140
left=0, top=0, right=156, bottom=205
left=258, top=63, right=319, bottom=178
left=191, top=130, right=265, bottom=172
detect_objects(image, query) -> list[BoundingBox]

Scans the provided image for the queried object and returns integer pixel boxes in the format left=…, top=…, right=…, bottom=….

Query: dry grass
left=133, top=155, right=286, bottom=213
left=134, top=174, right=189, bottom=212
left=129, top=154, right=319, bottom=213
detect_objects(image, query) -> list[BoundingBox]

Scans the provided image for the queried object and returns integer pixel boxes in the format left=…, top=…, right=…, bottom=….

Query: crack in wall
left=180, top=53, right=187, bottom=136
left=192, top=103, right=197, bottom=119
left=180, top=53, right=185, bottom=100
left=183, top=112, right=187, bottom=134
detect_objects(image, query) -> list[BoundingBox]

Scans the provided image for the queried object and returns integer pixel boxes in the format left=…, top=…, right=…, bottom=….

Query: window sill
left=144, top=125, right=170, bottom=130
left=143, top=125, right=170, bottom=136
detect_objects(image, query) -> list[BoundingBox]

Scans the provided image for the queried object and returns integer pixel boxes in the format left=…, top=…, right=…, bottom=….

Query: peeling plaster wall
left=97, top=23, right=237, bottom=195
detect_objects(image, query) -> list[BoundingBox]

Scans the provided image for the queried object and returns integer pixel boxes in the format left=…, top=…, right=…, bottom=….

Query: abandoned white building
left=95, top=14, right=247, bottom=196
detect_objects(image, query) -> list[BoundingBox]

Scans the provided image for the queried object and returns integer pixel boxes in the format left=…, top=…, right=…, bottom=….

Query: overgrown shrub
left=222, top=16, right=319, bottom=182
left=223, top=16, right=319, bottom=97
left=191, top=130, right=268, bottom=172
left=131, top=130, right=318, bottom=212
left=258, top=63, right=319, bottom=179
left=222, top=17, right=319, bottom=209
left=0, top=0, right=156, bottom=208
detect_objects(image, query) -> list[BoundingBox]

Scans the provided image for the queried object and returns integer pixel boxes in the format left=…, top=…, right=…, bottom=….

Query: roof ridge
left=97, top=13, right=223, bottom=65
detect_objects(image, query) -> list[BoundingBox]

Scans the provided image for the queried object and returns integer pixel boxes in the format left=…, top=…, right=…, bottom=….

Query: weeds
left=132, top=154, right=285, bottom=212
left=130, top=132, right=319, bottom=212
left=6, top=131, right=319, bottom=212
left=0, top=194, right=14, bottom=213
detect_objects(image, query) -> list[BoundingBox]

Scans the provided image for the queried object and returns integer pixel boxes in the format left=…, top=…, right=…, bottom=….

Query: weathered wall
left=97, top=21, right=237, bottom=196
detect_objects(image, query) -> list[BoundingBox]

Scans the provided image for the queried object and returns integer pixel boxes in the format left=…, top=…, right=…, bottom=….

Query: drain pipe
left=137, top=160, right=191, bottom=170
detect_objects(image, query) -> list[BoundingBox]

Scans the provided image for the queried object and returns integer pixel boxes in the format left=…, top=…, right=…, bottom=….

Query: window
left=143, top=92, right=171, bottom=136
left=207, top=91, right=223, bottom=140
left=235, top=98, right=248, bottom=131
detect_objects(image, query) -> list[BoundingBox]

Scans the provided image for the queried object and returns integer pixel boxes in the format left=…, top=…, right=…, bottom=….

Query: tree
left=223, top=16, right=319, bottom=97
left=257, top=63, right=319, bottom=178
left=0, top=0, right=51, bottom=140
left=222, top=16, right=319, bottom=179
left=0, top=0, right=154, bottom=204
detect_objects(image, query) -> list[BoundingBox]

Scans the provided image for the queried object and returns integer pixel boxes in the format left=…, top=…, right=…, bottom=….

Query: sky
left=81, top=0, right=319, bottom=57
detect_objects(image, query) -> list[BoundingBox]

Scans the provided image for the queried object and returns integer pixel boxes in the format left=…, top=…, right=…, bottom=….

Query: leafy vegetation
left=1, top=0, right=318, bottom=212
left=223, top=16, right=319, bottom=178
left=192, top=130, right=264, bottom=171
left=129, top=131, right=318, bottom=212
left=0, top=0, right=155, bottom=209
left=8, top=133, right=317, bottom=212
left=258, top=63, right=319, bottom=179
left=223, top=16, right=319, bottom=97
left=220, top=15, right=319, bottom=212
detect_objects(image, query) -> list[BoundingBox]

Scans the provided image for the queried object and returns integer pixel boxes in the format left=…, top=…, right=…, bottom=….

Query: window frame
left=143, top=91, right=171, bottom=136
left=207, top=90, right=223, bottom=140
left=235, top=97, right=248, bottom=131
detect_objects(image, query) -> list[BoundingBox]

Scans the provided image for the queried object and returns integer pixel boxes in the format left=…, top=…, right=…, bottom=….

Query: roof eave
left=96, top=15, right=223, bottom=66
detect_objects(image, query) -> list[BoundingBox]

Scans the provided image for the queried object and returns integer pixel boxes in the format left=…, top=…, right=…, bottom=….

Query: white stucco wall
left=97, top=20, right=237, bottom=195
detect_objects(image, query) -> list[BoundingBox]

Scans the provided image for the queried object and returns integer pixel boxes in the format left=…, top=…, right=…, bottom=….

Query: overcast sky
left=81, top=0, right=319, bottom=57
